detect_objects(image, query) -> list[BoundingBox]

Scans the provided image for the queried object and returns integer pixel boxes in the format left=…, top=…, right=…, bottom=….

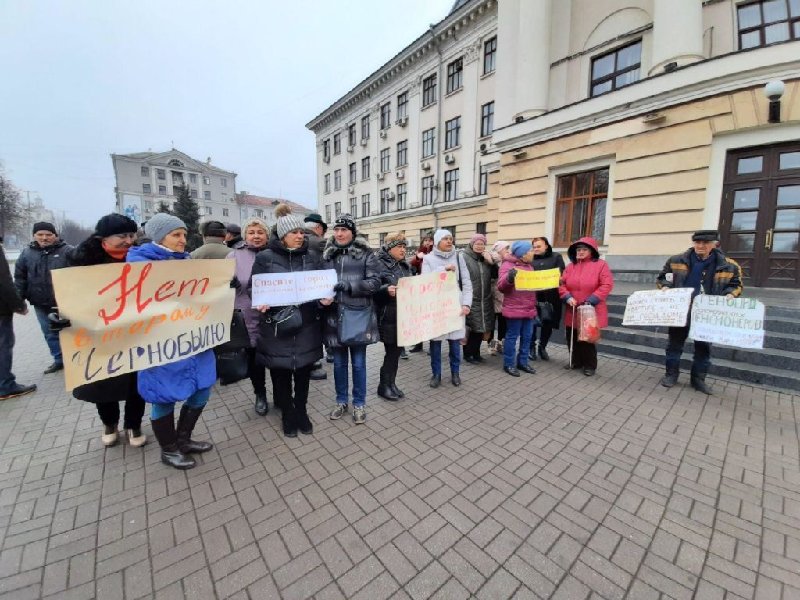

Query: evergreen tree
left=156, top=200, right=172, bottom=214
left=172, top=184, right=202, bottom=251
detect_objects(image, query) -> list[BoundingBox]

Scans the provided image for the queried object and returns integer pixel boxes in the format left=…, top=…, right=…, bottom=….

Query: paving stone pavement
left=2, top=310, right=800, bottom=599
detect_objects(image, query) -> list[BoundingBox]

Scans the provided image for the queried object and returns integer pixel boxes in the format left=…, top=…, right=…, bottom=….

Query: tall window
left=422, top=176, right=436, bottom=205
left=324, top=173, right=331, bottom=194
left=334, top=202, right=341, bottom=217
left=191, top=189, right=198, bottom=199
left=480, top=102, right=495, bottom=137
left=396, top=140, right=408, bottom=167
left=361, top=194, right=371, bottom=217
left=483, top=37, right=497, bottom=74
left=189, top=173, right=197, bottom=184
left=333, top=133, right=341, bottom=154
left=380, top=102, right=391, bottom=129
left=476, top=222, right=487, bottom=236
left=349, top=197, right=358, bottom=217
left=361, top=156, right=370, bottom=180
left=348, top=123, right=356, bottom=147
left=397, top=92, right=408, bottom=119
left=141, top=166, right=150, bottom=177
left=202, top=189, right=208, bottom=199
left=325, top=205, right=331, bottom=223
left=323, top=139, right=330, bottom=161
left=334, top=169, right=341, bottom=191
left=396, top=183, right=407, bottom=210
left=349, top=162, right=357, bottom=185
left=361, top=115, right=370, bottom=140
left=590, top=40, right=641, bottom=97
left=143, top=183, right=151, bottom=194
left=203, top=176, right=211, bottom=185
left=380, top=148, right=390, bottom=173
left=554, top=168, right=609, bottom=247
left=445, top=117, right=461, bottom=150
left=738, top=0, right=800, bottom=48
left=422, top=74, right=437, bottom=107
left=221, top=177, right=228, bottom=187
left=446, top=57, right=463, bottom=93
left=157, top=169, right=166, bottom=180
left=380, top=188, right=391, bottom=213
left=444, top=169, right=459, bottom=201
left=422, top=128, right=436, bottom=158
left=479, top=164, right=489, bottom=195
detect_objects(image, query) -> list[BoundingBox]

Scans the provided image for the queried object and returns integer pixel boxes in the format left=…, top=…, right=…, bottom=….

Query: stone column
left=515, top=0, right=552, bottom=119
left=649, top=0, right=704, bottom=76
left=494, top=0, right=520, bottom=129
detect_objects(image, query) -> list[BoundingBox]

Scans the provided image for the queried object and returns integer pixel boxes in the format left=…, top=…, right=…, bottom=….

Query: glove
left=585, top=295, right=600, bottom=306
left=507, top=268, right=517, bottom=283
left=230, top=277, right=241, bottom=290
left=333, top=282, right=351, bottom=293
left=48, top=311, right=71, bottom=332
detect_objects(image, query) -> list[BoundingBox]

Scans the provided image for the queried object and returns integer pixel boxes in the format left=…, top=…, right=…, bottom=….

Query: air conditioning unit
left=388, top=192, right=396, bottom=200
left=347, top=145, right=355, bottom=153
left=377, top=172, right=385, bottom=181
left=421, top=161, right=431, bottom=171
left=379, top=130, right=387, bottom=139
left=396, top=170, right=405, bottom=179
left=396, top=116, right=408, bottom=127
left=479, top=143, right=488, bottom=155
left=348, top=186, right=355, bottom=193
left=360, top=138, right=368, bottom=146
left=444, top=154, right=456, bottom=165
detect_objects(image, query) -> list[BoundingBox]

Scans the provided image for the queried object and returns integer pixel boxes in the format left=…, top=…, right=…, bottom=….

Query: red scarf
left=102, top=241, right=129, bottom=261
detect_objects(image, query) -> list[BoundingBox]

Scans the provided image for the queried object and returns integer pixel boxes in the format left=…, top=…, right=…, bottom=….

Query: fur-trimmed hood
left=322, top=235, right=371, bottom=261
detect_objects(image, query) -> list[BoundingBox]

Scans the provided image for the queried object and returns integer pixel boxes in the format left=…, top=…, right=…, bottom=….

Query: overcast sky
left=0, top=0, right=454, bottom=226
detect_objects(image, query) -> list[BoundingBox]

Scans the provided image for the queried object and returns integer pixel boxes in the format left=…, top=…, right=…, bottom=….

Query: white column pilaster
left=494, top=0, right=520, bottom=129
left=649, top=0, right=704, bottom=76
left=515, top=0, right=552, bottom=119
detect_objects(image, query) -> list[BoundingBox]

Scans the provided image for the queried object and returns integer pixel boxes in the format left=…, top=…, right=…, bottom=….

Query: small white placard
left=689, top=295, right=765, bottom=349
left=622, top=288, right=694, bottom=327
left=251, top=269, right=337, bottom=307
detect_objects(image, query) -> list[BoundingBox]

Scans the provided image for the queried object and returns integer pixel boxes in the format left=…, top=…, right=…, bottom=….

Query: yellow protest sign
left=515, top=268, right=560, bottom=291
left=396, top=271, right=463, bottom=346
left=52, top=259, right=235, bottom=391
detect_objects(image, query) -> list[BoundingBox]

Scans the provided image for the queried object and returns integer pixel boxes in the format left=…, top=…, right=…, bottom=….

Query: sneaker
left=126, top=429, right=147, bottom=447
left=0, top=383, right=36, bottom=401
left=329, top=404, right=348, bottom=420
left=353, top=406, right=366, bottom=424
left=102, top=425, right=119, bottom=447
left=400, top=349, right=409, bottom=360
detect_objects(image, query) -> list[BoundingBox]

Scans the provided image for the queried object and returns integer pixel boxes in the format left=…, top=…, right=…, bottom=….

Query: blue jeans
left=150, top=388, right=210, bottom=420
left=34, top=305, right=62, bottom=364
left=430, top=340, right=461, bottom=376
left=0, top=316, right=17, bottom=394
left=333, top=345, right=367, bottom=407
left=504, top=318, right=534, bottom=368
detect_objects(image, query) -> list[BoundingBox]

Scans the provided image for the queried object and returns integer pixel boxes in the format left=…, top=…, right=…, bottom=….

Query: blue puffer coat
left=126, top=243, right=217, bottom=404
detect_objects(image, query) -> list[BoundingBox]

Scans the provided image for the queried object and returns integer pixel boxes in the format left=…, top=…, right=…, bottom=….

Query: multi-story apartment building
left=309, top=0, right=800, bottom=288
left=111, top=149, right=237, bottom=225
left=235, top=193, right=313, bottom=229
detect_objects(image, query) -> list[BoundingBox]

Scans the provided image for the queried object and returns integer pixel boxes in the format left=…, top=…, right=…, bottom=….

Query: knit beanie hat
left=470, top=233, right=487, bottom=246
left=334, top=214, right=357, bottom=236
left=433, top=228, right=453, bottom=247
left=276, top=213, right=306, bottom=239
left=145, top=213, right=186, bottom=244
left=511, top=240, right=533, bottom=258
left=95, top=214, right=138, bottom=238
left=33, top=221, right=56, bottom=235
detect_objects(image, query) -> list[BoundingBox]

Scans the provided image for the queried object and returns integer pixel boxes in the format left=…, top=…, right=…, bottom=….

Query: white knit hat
left=433, top=228, right=453, bottom=247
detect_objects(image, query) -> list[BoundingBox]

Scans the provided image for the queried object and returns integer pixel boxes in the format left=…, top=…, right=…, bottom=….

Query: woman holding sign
left=530, top=237, right=566, bottom=361
left=497, top=241, right=538, bottom=377
left=127, top=213, right=216, bottom=470
left=252, top=213, right=330, bottom=437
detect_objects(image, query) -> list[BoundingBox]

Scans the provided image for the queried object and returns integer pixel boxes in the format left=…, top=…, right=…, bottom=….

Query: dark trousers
left=381, top=342, right=403, bottom=384
left=495, top=314, right=507, bottom=341
left=464, top=331, right=484, bottom=358
left=247, top=347, right=267, bottom=395
left=666, top=324, right=711, bottom=375
left=531, top=321, right=554, bottom=350
left=270, top=365, right=312, bottom=420
left=0, top=316, right=17, bottom=394
left=565, top=327, right=597, bottom=370
left=95, top=397, right=146, bottom=430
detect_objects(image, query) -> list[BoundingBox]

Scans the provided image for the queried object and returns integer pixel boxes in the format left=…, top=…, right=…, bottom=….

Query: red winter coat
left=497, top=255, right=537, bottom=319
left=558, top=237, right=614, bottom=329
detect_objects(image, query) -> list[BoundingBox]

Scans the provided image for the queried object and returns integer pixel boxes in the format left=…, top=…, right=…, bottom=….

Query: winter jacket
left=126, top=243, right=217, bottom=404
left=321, top=236, right=382, bottom=348
left=558, top=237, right=614, bottom=329
left=410, top=244, right=432, bottom=275
left=656, top=247, right=743, bottom=298
left=374, top=247, right=412, bottom=345
left=0, top=246, right=26, bottom=317
left=532, top=246, right=566, bottom=328
left=497, top=256, right=538, bottom=319
left=228, top=244, right=263, bottom=347
left=252, top=237, right=324, bottom=370
left=462, top=247, right=495, bottom=333
left=306, top=231, right=327, bottom=255
left=14, top=240, right=71, bottom=308
left=191, top=239, right=233, bottom=259
left=421, top=248, right=473, bottom=341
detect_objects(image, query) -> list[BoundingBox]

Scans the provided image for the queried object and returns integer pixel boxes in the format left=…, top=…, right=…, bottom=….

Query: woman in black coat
left=253, top=214, right=331, bottom=437
left=530, top=236, right=566, bottom=361
left=374, top=232, right=412, bottom=401
left=63, top=214, right=147, bottom=448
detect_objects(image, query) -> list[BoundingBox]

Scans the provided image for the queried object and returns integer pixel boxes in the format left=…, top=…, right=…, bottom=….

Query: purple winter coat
left=497, top=255, right=537, bottom=319
left=229, top=245, right=262, bottom=346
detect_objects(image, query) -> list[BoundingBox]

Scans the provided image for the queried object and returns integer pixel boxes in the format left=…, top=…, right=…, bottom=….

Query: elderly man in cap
left=191, top=221, right=233, bottom=259
left=14, top=222, right=72, bottom=374
left=656, top=230, right=743, bottom=394
left=304, top=213, right=328, bottom=254
left=225, top=223, right=243, bottom=248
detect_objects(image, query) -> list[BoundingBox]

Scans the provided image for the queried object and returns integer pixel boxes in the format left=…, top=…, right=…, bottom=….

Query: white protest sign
left=689, top=295, right=765, bottom=349
left=251, top=269, right=337, bottom=307
left=622, top=288, right=693, bottom=327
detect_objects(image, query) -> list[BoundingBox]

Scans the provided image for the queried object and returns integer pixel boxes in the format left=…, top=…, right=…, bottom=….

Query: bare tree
left=0, top=171, right=25, bottom=244
left=58, top=219, right=93, bottom=245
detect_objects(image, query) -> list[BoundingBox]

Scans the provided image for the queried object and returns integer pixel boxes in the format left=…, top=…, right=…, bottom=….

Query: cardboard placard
left=396, top=271, right=463, bottom=346
left=515, top=268, right=560, bottom=291
left=689, top=295, right=765, bottom=349
left=622, top=288, right=694, bottom=327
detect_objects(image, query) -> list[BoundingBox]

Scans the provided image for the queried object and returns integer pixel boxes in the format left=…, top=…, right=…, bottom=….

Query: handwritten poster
left=689, top=295, right=765, bottom=349
left=622, top=288, right=694, bottom=327
left=397, top=271, right=463, bottom=346
left=251, top=269, right=337, bottom=307
left=515, top=268, right=560, bottom=291
left=52, top=260, right=235, bottom=391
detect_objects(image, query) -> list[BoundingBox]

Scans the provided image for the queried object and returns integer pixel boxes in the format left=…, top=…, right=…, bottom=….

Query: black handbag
left=338, top=304, right=377, bottom=346
left=537, top=301, right=555, bottom=323
left=216, top=348, right=249, bottom=385
left=267, top=305, right=303, bottom=337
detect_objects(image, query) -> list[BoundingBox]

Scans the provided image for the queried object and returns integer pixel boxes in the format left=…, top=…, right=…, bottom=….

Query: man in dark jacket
left=656, top=230, right=743, bottom=394
left=14, top=222, right=72, bottom=373
left=191, top=221, right=232, bottom=259
left=0, top=244, right=37, bottom=400
left=225, top=223, right=243, bottom=248
left=304, top=213, right=330, bottom=380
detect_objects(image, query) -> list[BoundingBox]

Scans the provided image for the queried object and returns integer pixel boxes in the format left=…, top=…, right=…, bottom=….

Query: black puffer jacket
left=462, top=247, right=495, bottom=334
left=0, top=246, right=26, bottom=317
left=321, top=236, right=381, bottom=347
left=14, top=240, right=72, bottom=308
left=253, top=237, right=324, bottom=370
left=532, top=245, right=566, bottom=328
left=374, top=248, right=412, bottom=345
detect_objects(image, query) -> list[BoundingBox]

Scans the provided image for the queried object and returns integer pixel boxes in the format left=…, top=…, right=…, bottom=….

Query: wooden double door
left=719, top=142, right=800, bottom=288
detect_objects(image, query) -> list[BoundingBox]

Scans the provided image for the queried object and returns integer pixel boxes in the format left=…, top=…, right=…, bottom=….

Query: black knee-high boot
left=176, top=406, right=213, bottom=454
left=151, top=415, right=195, bottom=470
